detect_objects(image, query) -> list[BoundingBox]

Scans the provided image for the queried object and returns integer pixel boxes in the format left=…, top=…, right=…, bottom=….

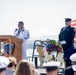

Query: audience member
left=0, top=56, right=9, bottom=75
left=5, top=56, right=17, bottom=75
left=43, top=61, right=60, bottom=75
left=15, top=60, right=31, bottom=75
left=29, top=62, right=39, bottom=75
left=65, top=53, right=76, bottom=75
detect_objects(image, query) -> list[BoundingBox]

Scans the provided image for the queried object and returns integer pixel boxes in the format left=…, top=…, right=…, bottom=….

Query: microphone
left=15, top=29, right=17, bottom=32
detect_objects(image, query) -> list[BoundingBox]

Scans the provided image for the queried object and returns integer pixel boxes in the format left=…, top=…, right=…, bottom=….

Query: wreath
left=43, top=40, right=63, bottom=62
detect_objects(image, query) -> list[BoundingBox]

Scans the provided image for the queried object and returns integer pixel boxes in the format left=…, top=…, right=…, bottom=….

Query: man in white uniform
left=14, top=21, right=30, bottom=59
left=43, top=61, right=60, bottom=75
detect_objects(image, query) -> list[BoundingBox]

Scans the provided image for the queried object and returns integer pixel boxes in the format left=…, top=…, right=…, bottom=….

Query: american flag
left=71, top=20, right=76, bottom=42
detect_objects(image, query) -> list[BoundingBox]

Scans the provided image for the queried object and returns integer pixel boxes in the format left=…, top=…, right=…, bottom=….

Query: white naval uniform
left=14, top=28, right=30, bottom=59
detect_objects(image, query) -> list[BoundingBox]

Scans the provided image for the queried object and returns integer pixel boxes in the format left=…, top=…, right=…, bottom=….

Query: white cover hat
left=70, top=53, right=76, bottom=71
left=72, top=65, right=76, bottom=71
left=0, top=56, right=9, bottom=69
left=43, top=61, right=60, bottom=67
left=70, top=53, right=76, bottom=61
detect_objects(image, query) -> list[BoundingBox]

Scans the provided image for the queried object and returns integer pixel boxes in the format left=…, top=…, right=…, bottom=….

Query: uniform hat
left=43, top=61, right=60, bottom=72
left=0, top=56, right=9, bottom=69
left=65, top=18, right=72, bottom=22
left=70, top=53, right=76, bottom=71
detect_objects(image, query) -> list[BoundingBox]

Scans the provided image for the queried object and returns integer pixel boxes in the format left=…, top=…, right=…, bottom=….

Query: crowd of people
left=0, top=52, right=76, bottom=75
left=0, top=56, right=40, bottom=75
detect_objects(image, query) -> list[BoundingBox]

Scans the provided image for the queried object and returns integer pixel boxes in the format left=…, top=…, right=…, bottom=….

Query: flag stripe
left=71, top=22, right=76, bottom=24
left=71, top=20, right=76, bottom=42
left=71, top=23, right=76, bottom=26
left=72, top=20, right=76, bottom=22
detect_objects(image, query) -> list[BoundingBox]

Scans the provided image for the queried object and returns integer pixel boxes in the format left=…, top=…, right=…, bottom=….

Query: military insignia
left=4, top=43, right=15, bottom=55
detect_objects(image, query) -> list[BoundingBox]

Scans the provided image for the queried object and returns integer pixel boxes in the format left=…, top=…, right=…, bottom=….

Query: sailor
left=14, top=21, right=30, bottom=59
left=65, top=53, right=76, bottom=75
left=0, top=56, right=9, bottom=75
left=43, top=61, right=60, bottom=75
left=59, top=18, right=75, bottom=67
left=59, top=18, right=75, bottom=50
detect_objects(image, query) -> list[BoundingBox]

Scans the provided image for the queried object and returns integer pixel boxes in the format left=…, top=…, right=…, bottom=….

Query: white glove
left=60, top=40, right=66, bottom=45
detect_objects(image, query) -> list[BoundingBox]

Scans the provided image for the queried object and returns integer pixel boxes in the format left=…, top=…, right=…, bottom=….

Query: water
left=27, top=49, right=41, bottom=66
left=27, top=49, right=38, bottom=56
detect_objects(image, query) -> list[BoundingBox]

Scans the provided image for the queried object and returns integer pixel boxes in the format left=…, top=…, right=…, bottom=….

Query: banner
left=71, top=20, right=76, bottom=42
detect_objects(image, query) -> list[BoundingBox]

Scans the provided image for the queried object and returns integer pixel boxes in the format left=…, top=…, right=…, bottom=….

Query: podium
left=0, top=35, right=23, bottom=63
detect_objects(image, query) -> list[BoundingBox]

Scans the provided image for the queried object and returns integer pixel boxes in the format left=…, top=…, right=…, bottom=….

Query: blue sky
left=0, top=0, right=76, bottom=38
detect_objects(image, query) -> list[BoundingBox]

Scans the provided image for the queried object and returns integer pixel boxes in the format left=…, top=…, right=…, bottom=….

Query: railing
left=32, top=40, right=48, bottom=62
left=28, top=55, right=40, bottom=67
